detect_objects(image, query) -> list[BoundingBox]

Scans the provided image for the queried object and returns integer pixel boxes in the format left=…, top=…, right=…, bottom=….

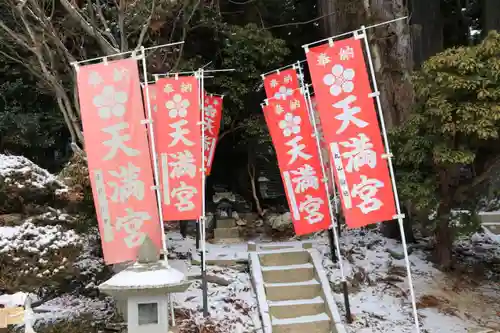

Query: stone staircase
left=249, top=242, right=345, bottom=333
left=478, top=212, right=500, bottom=237
left=213, top=217, right=241, bottom=243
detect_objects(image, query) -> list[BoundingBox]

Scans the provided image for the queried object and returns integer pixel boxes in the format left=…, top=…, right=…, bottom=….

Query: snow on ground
left=0, top=221, right=81, bottom=254
left=167, top=232, right=262, bottom=333
left=0, top=292, right=112, bottom=323
left=165, top=229, right=499, bottom=333
left=317, top=228, right=500, bottom=333
left=0, top=221, right=83, bottom=280
left=0, top=154, right=111, bottom=327
left=0, top=153, right=66, bottom=189
left=1, top=227, right=498, bottom=332
left=1, top=152, right=497, bottom=332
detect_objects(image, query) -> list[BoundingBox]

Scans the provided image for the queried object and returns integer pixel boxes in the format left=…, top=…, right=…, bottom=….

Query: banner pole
left=358, top=25, right=420, bottom=332
left=261, top=59, right=307, bottom=78
left=295, top=62, right=352, bottom=323
left=196, top=219, right=200, bottom=250
left=155, top=68, right=236, bottom=78
left=328, top=153, right=343, bottom=241
left=199, top=68, right=209, bottom=318
left=139, top=47, right=168, bottom=265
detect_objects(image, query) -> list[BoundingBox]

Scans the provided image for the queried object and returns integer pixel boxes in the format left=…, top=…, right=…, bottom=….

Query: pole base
left=342, top=280, right=352, bottom=323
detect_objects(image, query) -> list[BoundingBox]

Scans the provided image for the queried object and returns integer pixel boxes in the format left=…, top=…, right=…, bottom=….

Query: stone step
left=265, top=279, right=322, bottom=302
left=258, top=250, right=310, bottom=267
left=268, top=296, right=326, bottom=319
left=271, top=312, right=331, bottom=333
left=483, top=224, right=500, bottom=234
left=261, top=263, right=315, bottom=284
left=216, top=217, right=236, bottom=229
left=478, top=212, right=500, bottom=223
left=214, top=227, right=239, bottom=239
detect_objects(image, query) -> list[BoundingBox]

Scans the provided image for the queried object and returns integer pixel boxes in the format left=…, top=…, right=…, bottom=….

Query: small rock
left=268, top=212, right=293, bottom=231
left=236, top=219, right=247, bottom=226
left=0, top=213, right=23, bottom=226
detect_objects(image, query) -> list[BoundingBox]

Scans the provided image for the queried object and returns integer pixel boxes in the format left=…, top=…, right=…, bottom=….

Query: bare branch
left=0, top=20, right=32, bottom=49
left=266, top=10, right=338, bottom=30
left=117, top=0, right=128, bottom=51
left=218, top=124, right=244, bottom=141
left=25, top=0, right=77, bottom=64
left=95, top=0, right=119, bottom=48
left=136, top=0, right=156, bottom=49
left=15, top=3, right=83, bottom=143
left=172, top=0, right=200, bottom=70
left=0, top=48, right=43, bottom=81
left=56, top=96, right=78, bottom=144
left=59, top=0, right=118, bottom=54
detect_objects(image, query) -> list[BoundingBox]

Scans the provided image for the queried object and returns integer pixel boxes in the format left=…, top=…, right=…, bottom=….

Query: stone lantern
left=99, top=237, right=192, bottom=333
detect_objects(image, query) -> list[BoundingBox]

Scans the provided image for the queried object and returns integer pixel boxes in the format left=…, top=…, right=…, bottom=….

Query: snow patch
left=0, top=154, right=66, bottom=189
left=0, top=221, right=81, bottom=255
left=101, top=262, right=185, bottom=288
left=272, top=312, right=329, bottom=325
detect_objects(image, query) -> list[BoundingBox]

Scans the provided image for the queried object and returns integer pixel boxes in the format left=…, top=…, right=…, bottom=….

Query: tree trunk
left=317, top=0, right=364, bottom=36
left=483, top=0, right=500, bottom=33
left=434, top=207, right=454, bottom=270
left=380, top=202, right=416, bottom=243
left=433, top=169, right=455, bottom=269
left=409, top=0, right=443, bottom=67
left=248, top=162, right=264, bottom=217
left=363, top=0, right=414, bottom=128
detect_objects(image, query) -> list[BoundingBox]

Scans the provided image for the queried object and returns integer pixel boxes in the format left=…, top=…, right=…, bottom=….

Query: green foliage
left=0, top=62, right=68, bottom=170
left=391, top=31, right=500, bottom=228
left=208, top=23, right=288, bottom=151
left=213, top=23, right=289, bottom=109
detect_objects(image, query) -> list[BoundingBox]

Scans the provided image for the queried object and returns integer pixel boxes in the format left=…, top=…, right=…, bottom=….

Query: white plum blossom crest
left=93, top=85, right=128, bottom=119
left=279, top=113, right=301, bottom=137
left=88, top=71, right=103, bottom=87
left=205, top=104, right=217, bottom=118
left=166, top=94, right=190, bottom=118
left=274, top=86, right=293, bottom=100
left=323, top=64, right=355, bottom=96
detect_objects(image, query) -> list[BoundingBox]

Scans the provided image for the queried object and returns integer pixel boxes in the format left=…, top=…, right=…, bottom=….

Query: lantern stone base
left=216, top=217, right=237, bottom=229
left=99, top=236, right=192, bottom=333
left=213, top=217, right=242, bottom=243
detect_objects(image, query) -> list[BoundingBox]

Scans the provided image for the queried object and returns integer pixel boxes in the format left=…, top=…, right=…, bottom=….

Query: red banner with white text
left=310, top=95, right=334, bottom=195
left=306, top=37, right=397, bottom=228
left=264, top=69, right=335, bottom=201
left=263, top=68, right=301, bottom=98
left=262, top=84, right=331, bottom=235
left=203, top=94, right=223, bottom=175
left=76, top=59, right=162, bottom=264
left=155, top=76, right=203, bottom=221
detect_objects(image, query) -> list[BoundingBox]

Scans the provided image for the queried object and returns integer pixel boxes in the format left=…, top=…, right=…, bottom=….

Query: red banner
left=263, top=68, right=300, bottom=97
left=203, top=94, right=223, bottom=175
left=76, top=59, right=162, bottom=264
left=155, top=76, right=202, bottom=221
left=310, top=95, right=334, bottom=195
left=142, top=83, right=159, bottom=114
left=263, top=69, right=335, bottom=208
left=262, top=80, right=331, bottom=235
left=306, top=36, right=397, bottom=228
